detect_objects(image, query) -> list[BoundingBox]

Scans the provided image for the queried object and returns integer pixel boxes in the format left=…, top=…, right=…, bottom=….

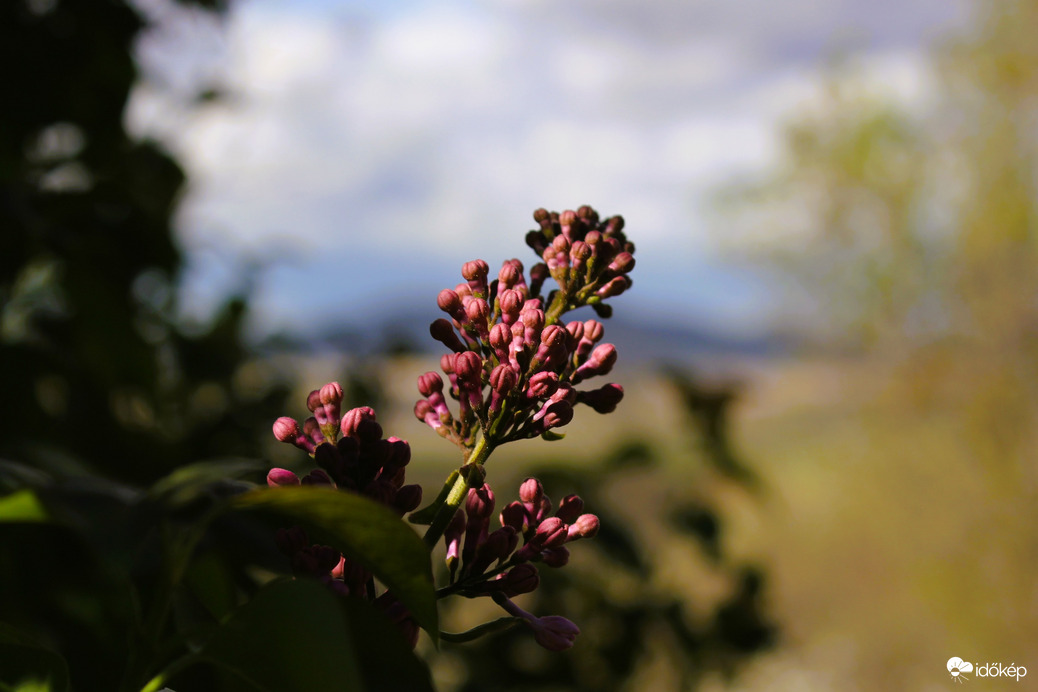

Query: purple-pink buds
left=498, top=260, right=522, bottom=290
left=540, top=546, right=570, bottom=568
left=532, top=516, right=568, bottom=548
left=572, top=343, right=617, bottom=384
left=437, top=289, right=466, bottom=321
left=500, top=501, right=526, bottom=532
left=497, top=597, right=580, bottom=651
left=273, top=416, right=300, bottom=443
left=577, top=383, right=624, bottom=414
left=393, top=484, right=423, bottom=515
left=267, top=468, right=300, bottom=487
left=519, top=478, right=543, bottom=506
left=608, top=252, right=635, bottom=274
left=529, top=615, right=580, bottom=651
left=466, top=483, right=496, bottom=521
left=497, top=563, right=540, bottom=596
left=453, top=351, right=482, bottom=383
left=567, top=514, right=600, bottom=541
left=430, top=318, right=467, bottom=353
left=555, top=494, right=584, bottom=524
left=462, top=259, right=490, bottom=297
left=273, top=417, right=314, bottom=452
left=417, top=372, right=443, bottom=397
left=341, top=407, right=382, bottom=442
left=489, top=364, right=517, bottom=395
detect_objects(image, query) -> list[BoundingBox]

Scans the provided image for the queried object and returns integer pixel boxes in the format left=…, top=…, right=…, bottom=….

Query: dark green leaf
left=197, top=579, right=435, bottom=692
left=200, top=578, right=364, bottom=691
left=0, top=624, right=70, bottom=692
left=230, top=487, right=438, bottom=639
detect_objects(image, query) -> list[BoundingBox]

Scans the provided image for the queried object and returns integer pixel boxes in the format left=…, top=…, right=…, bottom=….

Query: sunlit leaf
left=0, top=490, right=49, bottom=522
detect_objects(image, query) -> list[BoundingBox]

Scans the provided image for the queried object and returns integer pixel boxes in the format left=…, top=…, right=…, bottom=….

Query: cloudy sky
left=127, top=0, right=967, bottom=341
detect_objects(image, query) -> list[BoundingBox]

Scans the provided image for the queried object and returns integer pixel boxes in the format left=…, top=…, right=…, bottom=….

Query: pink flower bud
left=341, top=407, right=382, bottom=442
left=272, top=417, right=300, bottom=443
left=529, top=615, right=580, bottom=651
left=430, top=319, right=467, bottom=353
left=567, top=513, right=599, bottom=541
left=577, top=382, right=624, bottom=413
left=465, top=298, right=491, bottom=334
left=267, top=468, right=300, bottom=487
left=453, top=351, right=483, bottom=384
left=555, top=494, right=584, bottom=524
left=533, top=516, right=568, bottom=548
left=526, top=371, right=559, bottom=399
left=437, top=289, right=466, bottom=320
left=489, top=323, right=512, bottom=353
left=320, top=382, right=343, bottom=406
left=500, top=501, right=527, bottom=532
left=608, top=251, right=635, bottom=274
left=302, top=469, right=335, bottom=486
left=393, top=484, right=423, bottom=514
left=596, top=275, right=630, bottom=299
left=498, top=260, right=522, bottom=290
left=489, top=364, right=517, bottom=398
left=519, top=478, right=543, bottom=505
left=498, top=289, right=524, bottom=324
left=462, top=259, right=489, bottom=282
left=499, top=563, right=540, bottom=596
left=466, top=483, right=496, bottom=520
left=417, top=372, right=443, bottom=397
left=540, top=546, right=570, bottom=568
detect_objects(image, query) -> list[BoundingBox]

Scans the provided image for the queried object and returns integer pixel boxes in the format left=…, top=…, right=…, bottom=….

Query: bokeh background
left=3, top=0, right=1037, bottom=689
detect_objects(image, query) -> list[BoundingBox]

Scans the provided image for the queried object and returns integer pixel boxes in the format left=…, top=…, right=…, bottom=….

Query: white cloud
left=129, top=0, right=965, bottom=331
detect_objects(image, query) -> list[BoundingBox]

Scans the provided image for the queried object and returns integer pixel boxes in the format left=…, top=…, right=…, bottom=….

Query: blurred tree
left=718, top=0, right=1038, bottom=683
left=721, top=0, right=1038, bottom=460
left=0, top=0, right=288, bottom=487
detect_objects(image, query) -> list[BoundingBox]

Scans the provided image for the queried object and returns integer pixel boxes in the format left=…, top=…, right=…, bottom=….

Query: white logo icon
left=948, top=657, right=973, bottom=683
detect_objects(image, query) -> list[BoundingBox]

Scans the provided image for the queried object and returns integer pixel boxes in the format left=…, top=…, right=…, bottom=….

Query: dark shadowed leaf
left=230, top=486, right=438, bottom=638
left=0, top=624, right=70, bottom=692
left=198, top=578, right=434, bottom=692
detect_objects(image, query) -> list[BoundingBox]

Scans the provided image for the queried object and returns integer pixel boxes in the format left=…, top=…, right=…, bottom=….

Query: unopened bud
left=417, top=372, right=444, bottom=397
left=430, top=319, right=467, bottom=353
left=580, top=382, right=623, bottom=413
left=437, top=289, right=466, bottom=320
left=555, top=494, right=584, bottom=523
left=267, top=468, right=300, bottom=487
left=393, top=484, right=423, bottom=514
left=567, top=513, right=600, bottom=540
left=273, top=417, right=301, bottom=443
left=466, top=483, right=496, bottom=520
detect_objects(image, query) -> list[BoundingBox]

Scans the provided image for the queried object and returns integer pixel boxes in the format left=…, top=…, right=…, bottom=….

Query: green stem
left=439, top=617, right=522, bottom=643
left=544, top=288, right=570, bottom=326
left=423, top=434, right=494, bottom=548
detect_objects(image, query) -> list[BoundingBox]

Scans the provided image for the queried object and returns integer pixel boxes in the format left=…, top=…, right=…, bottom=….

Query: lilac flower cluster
left=268, top=383, right=422, bottom=604
left=265, top=205, right=634, bottom=654
left=436, top=478, right=598, bottom=650
left=415, top=206, right=632, bottom=450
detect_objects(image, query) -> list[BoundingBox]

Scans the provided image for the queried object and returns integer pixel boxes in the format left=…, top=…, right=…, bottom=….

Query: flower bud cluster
left=416, top=207, right=630, bottom=449
left=442, top=478, right=598, bottom=602
left=269, top=384, right=423, bottom=599
left=526, top=205, right=635, bottom=316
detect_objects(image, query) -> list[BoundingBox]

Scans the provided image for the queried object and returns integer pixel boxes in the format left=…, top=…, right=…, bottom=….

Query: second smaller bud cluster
left=442, top=477, right=599, bottom=600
